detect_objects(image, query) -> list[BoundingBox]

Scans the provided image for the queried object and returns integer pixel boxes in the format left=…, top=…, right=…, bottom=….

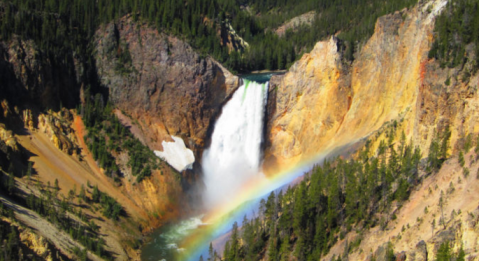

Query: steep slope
left=0, top=29, right=186, bottom=216
left=264, top=0, right=478, bottom=175
left=323, top=150, right=479, bottom=261
left=259, top=0, right=479, bottom=259
left=95, top=16, right=240, bottom=162
left=0, top=13, right=242, bottom=259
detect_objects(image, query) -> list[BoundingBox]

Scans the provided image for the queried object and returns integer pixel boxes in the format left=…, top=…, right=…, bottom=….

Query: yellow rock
left=19, top=230, right=53, bottom=261
left=264, top=0, right=467, bottom=175
left=1, top=100, right=10, bottom=118
left=0, top=124, right=18, bottom=151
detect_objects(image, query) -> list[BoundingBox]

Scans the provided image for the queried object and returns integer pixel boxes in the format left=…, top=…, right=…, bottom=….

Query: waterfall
left=202, top=79, right=269, bottom=208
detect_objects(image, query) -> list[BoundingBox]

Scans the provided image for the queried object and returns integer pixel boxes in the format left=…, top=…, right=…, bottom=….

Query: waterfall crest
left=202, top=79, right=269, bottom=208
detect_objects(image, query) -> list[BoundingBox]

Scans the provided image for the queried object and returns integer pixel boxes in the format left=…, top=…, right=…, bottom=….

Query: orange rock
left=264, top=0, right=475, bottom=176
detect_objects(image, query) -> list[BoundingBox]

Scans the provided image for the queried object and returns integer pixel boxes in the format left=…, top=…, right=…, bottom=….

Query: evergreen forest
left=429, top=0, right=479, bottom=75
left=1, top=0, right=418, bottom=73
left=215, top=123, right=474, bottom=261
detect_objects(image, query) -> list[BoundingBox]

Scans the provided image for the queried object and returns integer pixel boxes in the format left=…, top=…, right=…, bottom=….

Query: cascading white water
left=202, top=79, right=268, bottom=208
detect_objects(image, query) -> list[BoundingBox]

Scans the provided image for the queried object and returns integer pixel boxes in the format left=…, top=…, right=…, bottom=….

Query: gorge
left=146, top=0, right=479, bottom=259
left=142, top=75, right=273, bottom=260
left=2, top=0, right=479, bottom=260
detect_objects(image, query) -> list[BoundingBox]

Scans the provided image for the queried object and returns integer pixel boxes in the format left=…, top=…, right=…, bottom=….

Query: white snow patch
left=154, top=136, right=195, bottom=172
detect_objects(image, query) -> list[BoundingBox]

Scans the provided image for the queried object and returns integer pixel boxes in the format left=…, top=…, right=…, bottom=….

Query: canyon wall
left=0, top=14, right=244, bottom=221
left=265, top=0, right=479, bottom=174
left=0, top=14, right=243, bottom=258
left=265, top=0, right=479, bottom=258
left=94, top=16, right=240, bottom=159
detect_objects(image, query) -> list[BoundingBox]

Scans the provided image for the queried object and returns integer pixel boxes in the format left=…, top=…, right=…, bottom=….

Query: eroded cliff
left=264, top=0, right=479, bottom=174
left=0, top=13, right=242, bottom=259
left=95, top=16, right=240, bottom=161
left=265, top=0, right=479, bottom=258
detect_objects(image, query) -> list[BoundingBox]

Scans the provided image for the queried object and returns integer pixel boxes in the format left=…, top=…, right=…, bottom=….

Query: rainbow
left=180, top=153, right=328, bottom=261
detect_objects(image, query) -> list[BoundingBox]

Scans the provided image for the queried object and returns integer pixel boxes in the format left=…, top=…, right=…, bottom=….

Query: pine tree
left=427, top=131, right=441, bottom=172
left=79, top=184, right=86, bottom=202
left=280, top=233, right=290, bottom=261
left=267, top=224, right=278, bottom=260
left=464, top=133, right=473, bottom=152
left=242, top=216, right=254, bottom=260
left=439, top=191, right=446, bottom=229
left=92, top=185, right=100, bottom=202
left=459, top=151, right=465, bottom=167
left=227, top=222, right=239, bottom=261
left=7, top=171, right=15, bottom=195
left=440, top=126, right=451, bottom=160
left=456, top=245, right=466, bottom=261
left=436, top=242, right=451, bottom=261
left=265, top=191, right=276, bottom=222
left=208, top=242, right=214, bottom=261
left=475, top=134, right=479, bottom=154
left=386, top=242, right=395, bottom=261
left=223, top=241, right=230, bottom=261
left=293, top=181, right=307, bottom=235
left=54, top=179, right=60, bottom=194
left=293, top=235, right=305, bottom=260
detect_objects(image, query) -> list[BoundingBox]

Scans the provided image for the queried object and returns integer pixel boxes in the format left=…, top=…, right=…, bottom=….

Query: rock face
left=0, top=36, right=81, bottom=111
left=265, top=36, right=351, bottom=172
left=265, top=0, right=479, bottom=258
left=95, top=16, right=239, bottom=160
left=221, top=21, right=249, bottom=52
left=37, top=109, right=79, bottom=156
left=274, top=11, right=316, bottom=37
left=414, top=240, right=428, bottom=261
left=0, top=11, right=240, bottom=261
left=264, top=0, right=479, bottom=174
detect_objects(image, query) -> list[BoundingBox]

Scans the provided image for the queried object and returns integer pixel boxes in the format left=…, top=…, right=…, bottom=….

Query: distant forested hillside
left=1, top=0, right=418, bottom=72
left=429, top=0, right=479, bottom=73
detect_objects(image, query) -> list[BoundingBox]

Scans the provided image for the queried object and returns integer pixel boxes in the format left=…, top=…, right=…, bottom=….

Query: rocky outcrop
left=274, top=11, right=316, bottom=37
left=37, top=109, right=79, bottom=156
left=0, top=123, right=18, bottom=152
left=264, top=0, right=479, bottom=174
left=0, top=218, right=70, bottom=261
left=264, top=35, right=351, bottom=173
left=0, top=122, right=28, bottom=175
left=0, top=36, right=81, bottom=111
left=415, top=51, right=479, bottom=152
left=95, top=16, right=240, bottom=161
left=413, top=240, right=428, bottom=261
left=19, top=229, right=53, bottom=260
left=221, top=21, right=249, bottom=53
